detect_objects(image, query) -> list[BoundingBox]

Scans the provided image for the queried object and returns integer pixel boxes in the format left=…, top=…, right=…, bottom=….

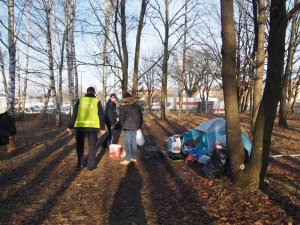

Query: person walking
left=67, top=87, right=105, bottom=170
left=118, top=92, right=143, bottom=165
left=104, top=93, right=118, bottom=146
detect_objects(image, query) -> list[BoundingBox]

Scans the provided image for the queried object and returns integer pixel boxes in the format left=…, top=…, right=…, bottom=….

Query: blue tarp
left=181, top=117, right=252, bottom=158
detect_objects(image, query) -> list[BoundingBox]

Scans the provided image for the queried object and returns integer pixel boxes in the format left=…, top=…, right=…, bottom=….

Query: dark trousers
left=76, top=131, right=98, bottom=168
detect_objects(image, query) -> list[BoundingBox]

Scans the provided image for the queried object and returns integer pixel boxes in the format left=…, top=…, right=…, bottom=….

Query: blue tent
left=181, top=117, right=252, bottom=158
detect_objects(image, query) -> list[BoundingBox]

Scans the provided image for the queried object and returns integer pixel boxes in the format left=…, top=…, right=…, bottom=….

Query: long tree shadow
left=0, top=140, right=77, bottom=224
left=139, top=123, right=216, bottom=224
left=265, top=181, right=300, bottom=224
left=108, top=163, right=146, bottom=225
left=0, top=130, right=67, bottom=161
left=0, top=133, right=73, bottom=191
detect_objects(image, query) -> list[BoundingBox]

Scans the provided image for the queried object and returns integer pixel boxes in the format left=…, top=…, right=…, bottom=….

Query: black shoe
left=77, top=164, right=84, bottom=169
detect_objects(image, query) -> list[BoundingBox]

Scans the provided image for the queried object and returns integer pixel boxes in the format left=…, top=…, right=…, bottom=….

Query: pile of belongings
left=167, top=117, right=252, bottom=178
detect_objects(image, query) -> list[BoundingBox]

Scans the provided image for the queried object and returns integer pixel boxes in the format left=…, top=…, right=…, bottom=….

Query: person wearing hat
left=67, top=87, right=105, bottom=170
left=103, top=93, right=119, bottom=147
left=118, top=92, right=143, bottom=165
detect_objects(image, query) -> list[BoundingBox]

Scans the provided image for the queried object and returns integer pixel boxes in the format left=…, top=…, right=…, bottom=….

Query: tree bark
left=220, top=0, right=245, bottom=182
left=7, top=0, right=16, bottom=116
left=45, top=0, right=61, bottom=126
left=279, top=0, right=298, bottom=128
left=121, top=0, right=128, bottom=95
left=22, top=0, right=31, bottom=118
left=251, top=0, right=266, bottom=131
left=0, top=46, right=8, bottom=104
left=160, top=0, right=169, bottom=120
left=132, top=0, right=148, bottom=97
left=239, top=0, right=288, bottom=190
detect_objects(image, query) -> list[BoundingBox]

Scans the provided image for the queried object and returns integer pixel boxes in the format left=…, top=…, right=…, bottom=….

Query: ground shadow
left=139, top=124, right=216, bottom=224
left=108, top=163, right=146, bottom=225
left=0, top=141, right=77, bottom=224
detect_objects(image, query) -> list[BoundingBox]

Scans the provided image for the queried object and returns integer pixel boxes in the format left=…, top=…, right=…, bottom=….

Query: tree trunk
left=17, top=50, right=21, bottom=116
left=121, top=0, right=128, bottom=95
left=160, top=0, right=169, bottom=120
left=6, top=0, right=16, bottom=151
left=279, top=0, right=298, bottom=128
left=290, top=75, right=299, bottom=114
left=70, top=0, right=78, bottom=101
left=22, top=0, right=31, bottom=118
left=238, top=0, right=288, bottom=190
left=220, top=0, right=245, bottom=182
left=102, top=1, right=112, bottom=101
left=45, top=1, right=61, bottom=127
left=7, top=0, right=16, bottom=116
left=0, top=46, right=8, bottom=104
left=251, top=0, right=266, bottom=131
left=132, top=0, right=148, bottom=97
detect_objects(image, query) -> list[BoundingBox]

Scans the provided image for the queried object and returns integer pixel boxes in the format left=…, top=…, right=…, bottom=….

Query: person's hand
left=67, top=128, right=73, bottom=134
left=99, top=130, right=106, bottom=136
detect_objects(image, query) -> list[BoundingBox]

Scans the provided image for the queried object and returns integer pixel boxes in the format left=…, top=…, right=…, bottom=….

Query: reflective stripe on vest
left=74, top=97, right=100, bottom=128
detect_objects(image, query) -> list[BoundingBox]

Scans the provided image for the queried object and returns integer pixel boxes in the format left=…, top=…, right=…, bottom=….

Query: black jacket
left=104, top=99, right=117, bottom=127
left=68, top=93, right=105, bottom=132
left=119, top=98, right=143, bottom=131
left=0, top=112, right=16, bottom=138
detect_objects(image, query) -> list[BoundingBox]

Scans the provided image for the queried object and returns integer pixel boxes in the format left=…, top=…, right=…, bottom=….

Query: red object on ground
left=109, top=144, right=122, bottom=158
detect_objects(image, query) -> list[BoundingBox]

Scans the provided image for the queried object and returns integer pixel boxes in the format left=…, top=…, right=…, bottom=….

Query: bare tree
left=251, top=0, right=266, bottom=130
left=44, top=0, right=61, bottom=126
left=220, top=0, right=245, bottom=183
left=132, top=0, right=149, bottom=97
left=279, top=0, right=299, bottom=128
left=0, top=46, right=8, bottom=103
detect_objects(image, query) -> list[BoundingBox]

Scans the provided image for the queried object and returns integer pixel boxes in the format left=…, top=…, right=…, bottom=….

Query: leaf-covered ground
left=0, top=113, right=299, bottom=225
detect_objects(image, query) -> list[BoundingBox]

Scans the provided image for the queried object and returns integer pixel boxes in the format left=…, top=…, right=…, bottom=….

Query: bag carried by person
left=136, top=129, right=145, bottom=146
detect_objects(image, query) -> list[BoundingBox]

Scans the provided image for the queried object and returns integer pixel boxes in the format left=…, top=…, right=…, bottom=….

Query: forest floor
left=0, top=113, right=299, bottom=225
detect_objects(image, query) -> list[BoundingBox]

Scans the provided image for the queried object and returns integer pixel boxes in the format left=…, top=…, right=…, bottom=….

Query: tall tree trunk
left=6, top=0, right=16, bottom=151
left=7, top=0, right=16, bottom=115
left=17, top=50, right=21, bottom=116
left=22, top=0, right=31, bottom=118
left=66, top=0, right=75, bottom=111
left=45, top=0, right=61, bottom=127
left=238, top=0, right=289, bottom=190
left=70, top=0, right=78, bottom=101
left=251, top=0, right=266, bottom=131
left=132, top=0, right=148, bottom=97
left=58, top=0, right=68, bottom=109
left=290, top=75, right=299, bottom=114
left=279, top=0, right=298, bottom=128
left=220, top=0, right=245, bottom=182
left=160, top=0, right=169, bottom=120
left=121, top=0, right=128, bottom=95
left=0, top=46, right=8, bottom=104
left=102, top=1, right=112, bottom=101
left=182, top=0, right=188, bottom=117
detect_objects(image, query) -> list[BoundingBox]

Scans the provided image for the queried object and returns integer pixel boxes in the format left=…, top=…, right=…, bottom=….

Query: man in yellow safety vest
left=67, top=87, right=105, bottom=170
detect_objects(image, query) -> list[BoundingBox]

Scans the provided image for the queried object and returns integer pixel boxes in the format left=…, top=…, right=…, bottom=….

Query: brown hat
left=123, top=92, right=132, bottom=99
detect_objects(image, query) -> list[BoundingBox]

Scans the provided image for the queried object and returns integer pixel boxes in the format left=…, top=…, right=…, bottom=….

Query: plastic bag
left=136, top=129, right=145, bottom=146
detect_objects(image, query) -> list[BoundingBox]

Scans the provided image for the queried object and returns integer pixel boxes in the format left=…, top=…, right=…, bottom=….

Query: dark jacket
left=0, top=111, right=16, bottom=138
left=119, top=97, right=143, bottom=131
left=104, top=99, right=117, bottom=127
left=68, top=93, right=105, bottom=132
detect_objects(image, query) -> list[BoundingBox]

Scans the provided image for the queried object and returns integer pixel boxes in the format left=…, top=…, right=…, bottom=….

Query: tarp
left=181, top=117, right=252, bottom=158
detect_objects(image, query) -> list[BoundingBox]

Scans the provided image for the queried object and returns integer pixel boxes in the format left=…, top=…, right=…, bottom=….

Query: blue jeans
left=124, top=130, right=137, bottom=161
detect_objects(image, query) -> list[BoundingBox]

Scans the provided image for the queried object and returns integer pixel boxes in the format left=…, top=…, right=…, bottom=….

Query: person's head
left=86, top=87, right=96, bottom=96
left=122, top=92, right=135, bottom=104
left=110, top=93, right=118, bottom=103
left=123, top=92, right=132, bottom=99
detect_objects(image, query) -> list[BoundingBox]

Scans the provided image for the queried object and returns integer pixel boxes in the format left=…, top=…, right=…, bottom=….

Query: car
left=61, top=108, right=70, bottom=115
left=24, top=107, right=43, bottom=114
